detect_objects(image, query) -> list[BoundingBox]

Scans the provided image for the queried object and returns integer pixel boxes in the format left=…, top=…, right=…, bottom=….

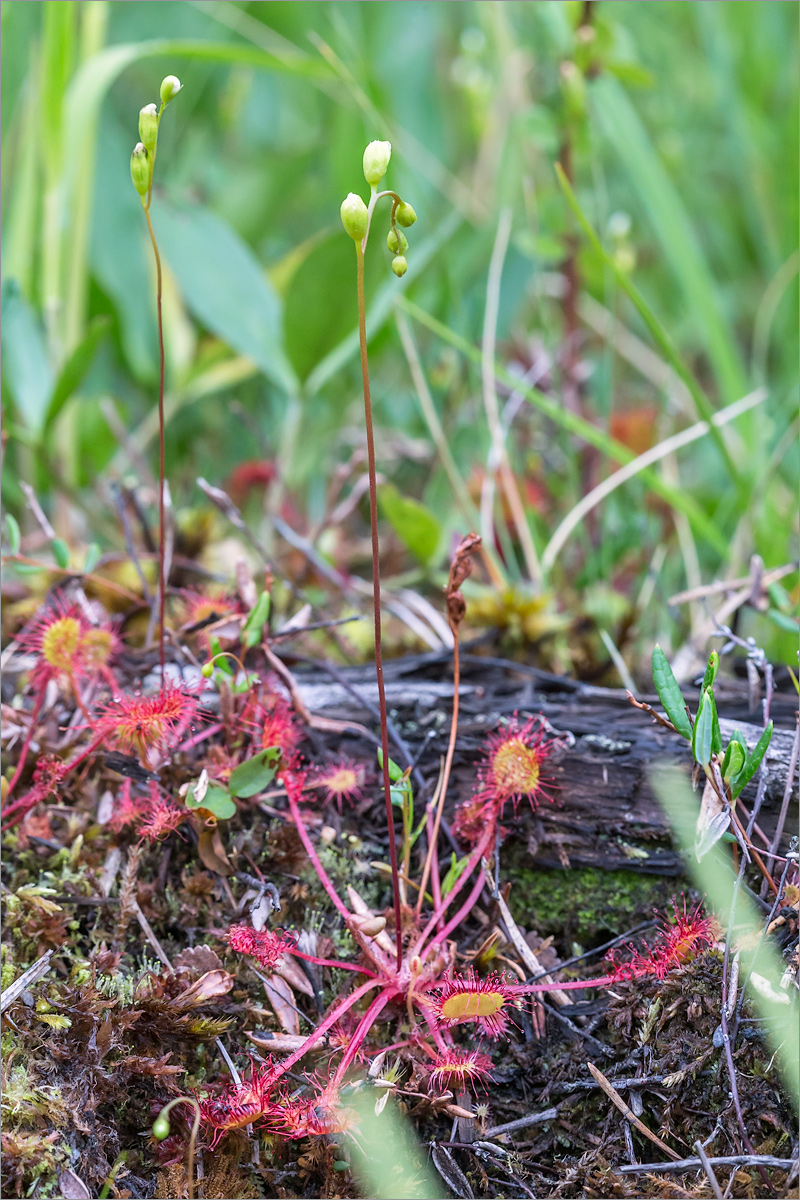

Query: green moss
left=505, top=853, right=680, bottom=946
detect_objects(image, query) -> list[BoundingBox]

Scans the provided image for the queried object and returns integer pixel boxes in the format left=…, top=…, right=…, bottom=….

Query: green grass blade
left=400, top=297, right=729, bottom=559
left=554, top=161, right=743, bottom=488
left=590, top=75, right=749, bottom=404
left=652, top=764, right=799, bottom=1106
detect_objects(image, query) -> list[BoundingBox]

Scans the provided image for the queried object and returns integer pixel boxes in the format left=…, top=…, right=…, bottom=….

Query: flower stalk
left=131, top=76, right=182, bottom=687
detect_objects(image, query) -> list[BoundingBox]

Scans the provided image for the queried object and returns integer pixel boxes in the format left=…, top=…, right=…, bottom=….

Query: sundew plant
left=0, top=5, right=797, bottom=1199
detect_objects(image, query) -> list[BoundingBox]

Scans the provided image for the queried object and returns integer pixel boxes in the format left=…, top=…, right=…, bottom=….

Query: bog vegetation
left=1, top=4, right=798, bottom=1199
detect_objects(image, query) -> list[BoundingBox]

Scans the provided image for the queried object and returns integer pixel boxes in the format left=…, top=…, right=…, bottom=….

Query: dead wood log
left=293, top=650, right=797, bottom=877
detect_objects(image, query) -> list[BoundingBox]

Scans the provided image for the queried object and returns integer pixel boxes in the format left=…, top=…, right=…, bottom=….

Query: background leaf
left=153, top=200, right=297, bottom=394
left=379, top=483, right=440, bottom=566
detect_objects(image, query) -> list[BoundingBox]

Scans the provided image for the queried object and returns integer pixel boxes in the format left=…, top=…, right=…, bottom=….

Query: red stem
left=412, top=821, right=497, bottom=960
left=276, top=977, right=383, bottom=1076
left=289, top=948, right=377, bottom=978
left=3, top=684, right=46, bottom=801
left=285, top=784, right=355, bottom=924
left=330, top=987, right=397, bottom=1088
left=355, top=243, right=403, bottom=968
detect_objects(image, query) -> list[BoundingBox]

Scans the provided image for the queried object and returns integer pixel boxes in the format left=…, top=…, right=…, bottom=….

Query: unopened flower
left=341, top=192, right=369, bottom=241
left=226, top=924, right=298, bottom=972
left=94, top=683, right=200, bottom=767
left=199, top=1060, right=282, bottom=1148
left=474, top=715, right=552, bottom=818
left=308, top=758, right=367, bottom=812
left=428, top=1047, right=493, bottom=1094
left=428, top=969, right=517, bottom=1039
left=160, top=75, right=182, bottom=104
left=130, top=142, right=150, bottom=196
left=363, top=139, right=392, bottom=186
left=606, top=898, right=716, bottom=982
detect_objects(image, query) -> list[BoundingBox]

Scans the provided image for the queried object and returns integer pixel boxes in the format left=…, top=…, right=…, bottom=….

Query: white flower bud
left=160, top=75, right=182, bottom=104
left=363, top=140, right=392, bottom=186
left=340, top=192, right=369, bottom=241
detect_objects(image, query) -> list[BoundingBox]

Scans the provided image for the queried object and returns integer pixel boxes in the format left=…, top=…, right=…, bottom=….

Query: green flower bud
left=395, top=202, right=417, bottom=228
left=201, top=662, right=215, bottom=679
left=160, top=75, right=182, bottom=105
left=130, top=143, right=150, bottom=197
left=363, top=140, right=392, bottom=186
left=340, top=192, right=369, bottom=241
left=391, top=256, right=408, bottom=277
left=138, top=104, right=158, bottom=157
left=387, top=229, right=408, bottom=254
left=152, top=1113, right=171, bottom=1141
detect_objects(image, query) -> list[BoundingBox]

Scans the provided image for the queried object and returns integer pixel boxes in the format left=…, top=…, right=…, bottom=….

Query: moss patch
left=504, top=850, right=680, bottom=947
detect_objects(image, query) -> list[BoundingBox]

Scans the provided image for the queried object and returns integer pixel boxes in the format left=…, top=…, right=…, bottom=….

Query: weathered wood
left=294, top=650, right=797, bottom=877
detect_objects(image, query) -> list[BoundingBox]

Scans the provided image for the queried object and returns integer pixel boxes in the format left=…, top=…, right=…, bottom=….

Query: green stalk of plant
left=554, top=162, right=743, bottom=489
left=130, top=74, right=182, bottom=684
left=341, top=141, right=418, bottom=966
left=152, top=1095, right=201, bottom=1200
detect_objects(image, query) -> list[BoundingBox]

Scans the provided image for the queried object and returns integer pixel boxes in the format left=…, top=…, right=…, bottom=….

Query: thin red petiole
left=3, top=685, right=46, bottom=802
left=285, top=782, right=355, bottom=925
left=276, top=977, right=383, bottom=1077
left=288, top=948, right=377, bottom=979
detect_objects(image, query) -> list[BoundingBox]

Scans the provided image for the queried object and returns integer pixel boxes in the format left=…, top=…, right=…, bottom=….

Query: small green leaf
left=228, top=747, right=280, bottom=798
left=242, top=591, right=270, bottom=649
left=4, top=514, right=20, bottom=554
left=377, top=749, right=404, bottom=783
left=9, top=562, right=45, bottom=576
left=44, top=315, right=110, bottom=432
left=768, top=609, right=800, bottom=634
left=706, top=686, right=723, bottom=757
left=692, top=687, right=714, bottom=767
left=51, top=538, right=70, bottom=569
left=721, top=738, right=746, bottom=782
left=702, top=651, right=719, bottom=692
left=652, top=645, right=692, bottom=739
left=730, top=722, right=774, bottom=799
left=441, top=852, right=470, bottom=899
left=185, top=785, right=237, bottom=821
left=83, top=542, right=101, bottom=574
left=379, top=484, right=440, bottom=565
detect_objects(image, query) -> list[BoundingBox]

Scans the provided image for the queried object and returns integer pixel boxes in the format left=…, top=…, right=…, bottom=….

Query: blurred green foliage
left=1, top=1, right=797, bottom=661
